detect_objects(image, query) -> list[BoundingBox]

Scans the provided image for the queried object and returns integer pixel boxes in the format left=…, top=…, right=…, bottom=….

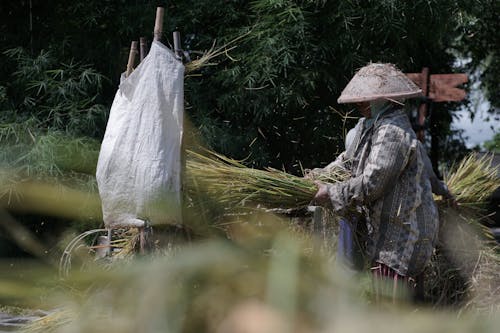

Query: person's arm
left=419, top=143, right=452, bottom=198
left=418, top=143, right=456, bottom=208
left=321, top=124, right=413, bottom=214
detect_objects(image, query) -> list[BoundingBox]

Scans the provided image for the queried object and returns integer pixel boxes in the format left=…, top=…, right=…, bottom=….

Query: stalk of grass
left=185, top=33, right=249, bottom=74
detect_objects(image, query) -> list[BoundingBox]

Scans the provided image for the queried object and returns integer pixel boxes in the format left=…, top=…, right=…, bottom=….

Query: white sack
left=96, top=41, right=184, bottom=228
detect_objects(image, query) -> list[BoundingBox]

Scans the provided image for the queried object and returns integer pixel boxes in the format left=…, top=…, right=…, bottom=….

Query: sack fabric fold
left=96, top=41, right=184, bottom=228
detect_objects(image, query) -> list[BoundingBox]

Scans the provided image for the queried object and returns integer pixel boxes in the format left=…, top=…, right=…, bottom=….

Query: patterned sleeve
left=326, top=124, right=413, bottom=214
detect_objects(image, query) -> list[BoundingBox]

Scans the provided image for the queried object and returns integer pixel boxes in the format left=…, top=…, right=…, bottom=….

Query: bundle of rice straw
left=424, top=210, right=500, bottom=313
left=442, top=153, right=499, bottom=211
left=424, top=153, right=500, bottom=312
left=186, top=150, right=499, bottom=213
left=437, top=153, right=499, bottom=239
left=185, top=149, right=349, bottom=210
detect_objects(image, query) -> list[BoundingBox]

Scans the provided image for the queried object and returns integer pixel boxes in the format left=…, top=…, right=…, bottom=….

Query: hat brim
left=337, top=90, right=423, bottom=104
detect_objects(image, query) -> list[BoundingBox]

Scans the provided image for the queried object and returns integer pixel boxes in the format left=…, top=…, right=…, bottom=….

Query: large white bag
left=96, top=41, right=184, bottom=228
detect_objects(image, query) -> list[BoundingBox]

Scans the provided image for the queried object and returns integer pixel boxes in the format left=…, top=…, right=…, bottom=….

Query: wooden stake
left=173, top=31, right=182, bottom=59
left=139, top=37, right=148, bottom=62
left=126, top=41, right=138, bottom=77
left=139, top=227, right=145, bottom=255
left=417, top=67, right=429, bottom=142
left=153, top=7, right=164, bottom=41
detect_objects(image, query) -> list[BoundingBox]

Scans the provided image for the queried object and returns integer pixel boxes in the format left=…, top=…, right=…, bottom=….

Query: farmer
left=307, top=126, right=365, bottom=271
left=311, top=63, right=453, bottom=302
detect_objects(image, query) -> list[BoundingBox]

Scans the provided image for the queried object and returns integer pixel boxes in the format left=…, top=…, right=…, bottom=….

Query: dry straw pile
left=425, top=153, right=499, bottom=312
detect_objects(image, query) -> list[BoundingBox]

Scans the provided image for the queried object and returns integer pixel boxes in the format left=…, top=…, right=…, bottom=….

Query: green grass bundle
left=186, top=150, right=499, bottom=213
left=185, top=149, right=348, bottom=210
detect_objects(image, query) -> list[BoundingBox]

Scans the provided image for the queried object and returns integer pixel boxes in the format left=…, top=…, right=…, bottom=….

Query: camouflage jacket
left=323, top=107, right=440, bottom=277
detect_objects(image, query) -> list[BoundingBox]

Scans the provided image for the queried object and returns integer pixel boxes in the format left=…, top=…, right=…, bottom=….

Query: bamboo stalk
left=153, top=7, right=164, bottom=41
left=173, top=31, right=182, bottom=59
left=126, top=41, right=138, bottom=77
left=139, top=37, right=148, bottom=61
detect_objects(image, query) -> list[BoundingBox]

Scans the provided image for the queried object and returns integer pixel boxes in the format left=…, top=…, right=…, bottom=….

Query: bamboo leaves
left=2, top=48, right=107, bottom=137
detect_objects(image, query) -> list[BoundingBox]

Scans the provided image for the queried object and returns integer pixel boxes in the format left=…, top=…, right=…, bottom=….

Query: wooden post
left=95, top=235, right=111, bottom=259
left=429, top=102, right=441, bottom=176
left=153, top=7, right=164, bottom=41
left=173, top=31, right=182, bottom=59
left=139, top=227, right=145, bottom=254
left=417, top=67, right=429, bottom=142
left=107, top=229, right=113, bottom=255
left=139, top=37, right=148, bottom=62
left=126, top=41, right=138, bottom=77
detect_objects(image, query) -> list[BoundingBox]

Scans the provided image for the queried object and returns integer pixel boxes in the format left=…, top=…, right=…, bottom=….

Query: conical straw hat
left=337, top=63, right=422, bottom=103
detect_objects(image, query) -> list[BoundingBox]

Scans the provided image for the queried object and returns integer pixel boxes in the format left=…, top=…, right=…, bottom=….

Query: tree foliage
left=454, top=0, right=500, bottom=110
left=174, top=0, right=477, bottom=170
left=0, top=48, right=103, bottom=184
left=0, top=0, right=498, bottom=175
left=1, top=48, right=106, bottom=136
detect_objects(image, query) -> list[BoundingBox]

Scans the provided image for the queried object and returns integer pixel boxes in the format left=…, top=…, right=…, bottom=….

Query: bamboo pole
left=173, top=31, right=182, bottom=59
left=126, top=41, right=138, bottom=77
left=153, top=7, right=164, bottom=41
left=139, top=37, right=148, bottom=62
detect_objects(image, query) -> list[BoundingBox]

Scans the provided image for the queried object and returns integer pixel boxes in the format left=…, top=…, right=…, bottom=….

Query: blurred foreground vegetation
left=0, top=1, right=499, bottom=331
left=0, top=213, right=498, bottom=333
left=0, top=149, right=498, bottom=332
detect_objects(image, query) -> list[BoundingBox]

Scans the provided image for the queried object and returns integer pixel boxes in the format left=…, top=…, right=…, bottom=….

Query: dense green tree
left=174, top=0, right=475, bottom=171
left=454, top=0, right=499, bottom=110
left=0, top=0, right=498, bottom=174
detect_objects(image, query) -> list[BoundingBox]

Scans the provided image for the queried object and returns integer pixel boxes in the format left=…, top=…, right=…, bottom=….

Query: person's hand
left=312, top=181, right=330, bottom=206
left=440, top=182, right=458, bottom=209
left=445, top=193, right=458, bottom=209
